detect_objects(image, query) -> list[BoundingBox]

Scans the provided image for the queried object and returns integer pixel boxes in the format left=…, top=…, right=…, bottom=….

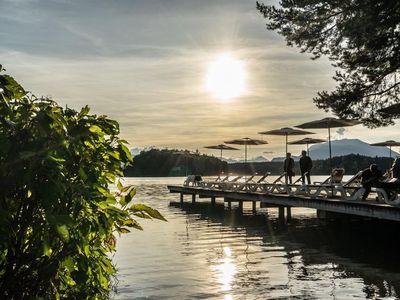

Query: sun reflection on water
left=212, top=246, right=237, bottom=296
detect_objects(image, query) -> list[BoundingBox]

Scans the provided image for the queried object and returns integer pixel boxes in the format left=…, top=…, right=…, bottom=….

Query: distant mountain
left=307, top=138, right=399, bottom=160
left=130, top=146, right=156, bottom=157
left=223, top=156, right=269, bottom=164
left=271, top=156, right=300, bottom=162
left=221, top=158, right=239, bottom=164
left=130, top=147, right=142, bottom=156
left=249, top=156, right=269, bottom=163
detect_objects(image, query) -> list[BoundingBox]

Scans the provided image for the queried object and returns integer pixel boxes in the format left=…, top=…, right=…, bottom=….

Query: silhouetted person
left=299, top=150, right=312, bottom=184
left=361, top=164, right=383, bottom=201
left=391, top=157, right=400, bottom=180
left=283, top=152, right=295, bottom=184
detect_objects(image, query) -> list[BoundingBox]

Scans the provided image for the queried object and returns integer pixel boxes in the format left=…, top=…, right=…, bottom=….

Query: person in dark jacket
left=299, top=150, right=312, bottom=184
left=283, top=152, right=295, bottom=184
left=361, top=164, right=384, bottom=200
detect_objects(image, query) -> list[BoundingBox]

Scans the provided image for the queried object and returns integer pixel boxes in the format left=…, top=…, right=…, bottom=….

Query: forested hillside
left=124, top=149, right=227, bottom=176
left=125, top=150, right=395, bottom=177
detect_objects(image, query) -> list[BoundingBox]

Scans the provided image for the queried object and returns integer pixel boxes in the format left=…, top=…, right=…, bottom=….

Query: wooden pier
left=168, top=185, right=400, bottom=222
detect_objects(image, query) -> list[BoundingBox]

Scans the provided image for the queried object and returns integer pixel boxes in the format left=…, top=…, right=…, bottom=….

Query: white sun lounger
left=245, top=173, right=271, bottom=192
left=226, top=175, right=257, bottom=191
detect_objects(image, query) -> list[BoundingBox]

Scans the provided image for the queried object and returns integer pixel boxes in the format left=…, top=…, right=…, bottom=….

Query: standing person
left=299, top=150, right=312, bottom=184
left=283, top=152, right=295, bottom=184
left=361, top=164, right=384, bottom=201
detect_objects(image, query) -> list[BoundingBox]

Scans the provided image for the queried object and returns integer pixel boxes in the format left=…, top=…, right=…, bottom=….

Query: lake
left=112, top=177, right=400, bottom=299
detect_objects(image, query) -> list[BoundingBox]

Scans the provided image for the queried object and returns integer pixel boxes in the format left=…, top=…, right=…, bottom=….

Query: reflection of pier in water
left=168, top=185, right=400, bottom=222
left=170, top=201, right=400, bottom=298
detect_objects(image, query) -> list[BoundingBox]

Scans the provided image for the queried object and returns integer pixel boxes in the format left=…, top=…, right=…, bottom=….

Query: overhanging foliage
left=0, top=65, right=165, bottom=299
left=257, top=0, right=400, bottom=127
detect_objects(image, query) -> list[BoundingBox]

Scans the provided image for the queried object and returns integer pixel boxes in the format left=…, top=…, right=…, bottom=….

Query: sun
left=205, top=54, right=246, bottom=100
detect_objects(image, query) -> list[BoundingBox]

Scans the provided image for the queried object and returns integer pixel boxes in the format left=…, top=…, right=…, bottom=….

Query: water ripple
left=112, top=177, right=400, bottom=299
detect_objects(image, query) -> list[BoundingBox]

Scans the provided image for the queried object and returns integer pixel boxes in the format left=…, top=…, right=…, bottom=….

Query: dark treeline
left=124, top=148, right=227, bottom=177
left=125, top=150, right=395, bottom=177
left=229, top=154, right=395, bottom=176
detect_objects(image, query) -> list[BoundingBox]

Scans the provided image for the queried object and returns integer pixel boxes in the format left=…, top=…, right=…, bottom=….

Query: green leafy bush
left=0, top=65, right=165, bottom=299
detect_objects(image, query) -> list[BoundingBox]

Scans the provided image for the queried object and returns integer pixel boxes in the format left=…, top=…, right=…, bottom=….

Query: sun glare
left=206, top=54, right=246, bottom=100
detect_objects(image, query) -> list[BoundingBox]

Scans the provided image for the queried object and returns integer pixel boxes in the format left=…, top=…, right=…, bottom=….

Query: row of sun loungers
left=183, top=170, right=400, bottom=206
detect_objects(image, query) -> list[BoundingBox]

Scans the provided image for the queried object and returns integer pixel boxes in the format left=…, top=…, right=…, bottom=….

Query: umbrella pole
left=307, top=143, right=309, bottom=156
left=185, top=155, right=188, bottom=176
left=220, top=149, right=223, bottom=160
left=285, top=134, right=288, bottom=154
left=245, top=144, right=247, bottom=164
left=390, top=146, right=392, bottom=169
left=328, top=126, right=332, bottom=171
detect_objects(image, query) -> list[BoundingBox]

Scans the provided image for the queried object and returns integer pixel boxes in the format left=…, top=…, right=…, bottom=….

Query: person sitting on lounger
left=361, top=164, right=384, bottom=201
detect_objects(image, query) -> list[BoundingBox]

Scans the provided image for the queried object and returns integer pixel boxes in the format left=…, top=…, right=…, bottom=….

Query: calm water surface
left=112, top=177, right=400, bottom=299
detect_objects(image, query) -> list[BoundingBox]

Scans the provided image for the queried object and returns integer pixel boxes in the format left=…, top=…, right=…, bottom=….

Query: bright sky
left=1, top=0, right=399, bottom=160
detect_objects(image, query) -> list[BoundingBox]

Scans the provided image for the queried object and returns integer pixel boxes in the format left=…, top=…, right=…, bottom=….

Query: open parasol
left=378, top=103, right=400, bottom=117
left=296, top=117, right=361, bottom=170
left=288, top=137, right=326, bottom=155
left=224, top=137, right=267, bottom=164
left=259, top=127, right=314, bottom=154
left=204, top=144, right=239, bottom=160
left=370, top=140, right=400, bottom=168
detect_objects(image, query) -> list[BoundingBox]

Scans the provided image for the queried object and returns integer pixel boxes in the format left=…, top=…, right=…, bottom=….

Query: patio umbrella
left=204, top=144, right=239, bottom=160
left=258, top=127, right=314, bottom=154
left=224, top=137, right=267, bottom=164
left=295, top=117, right=361, bottom=169
left=378, top=103, right=400, bottom=117
left=370, top=140, right=400, bottom=168
left=288, top=137, right=326, bottom=155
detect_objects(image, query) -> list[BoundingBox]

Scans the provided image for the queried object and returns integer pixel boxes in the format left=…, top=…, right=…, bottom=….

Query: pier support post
left=211, top=196, right=216, bottom=205
left=192, top=194, right=196, bottom=204
left=252, top=201, right=257, bottom=214
left=238, top=201, right=243, bottom=212
left=180, top=193, right=183, bottom=204
left=279, top=206, right=285, bottom=223
left=286, top=207, right=292, bottom=223
left=228, top=201, right=231, bottom=210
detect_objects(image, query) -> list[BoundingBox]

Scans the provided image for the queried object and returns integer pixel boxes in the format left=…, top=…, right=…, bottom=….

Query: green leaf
left=129, top=204, right=166, bottom=221
left=43, top=240, right=52, bottom=257
left=78, top=105, right=90, bottom=118
left=84, top=140, right=95, bottom=149
left=56, top=225, right=70, bottom=242
left=89, top=125, right=104, bottom=135
left=119, top=195, right=127, bottom=206
left=119, top=227, right=130, bottom=233
left=48, top=155, right=66, bottom=163
left=133, top=211, right=152, bottom=219
left=120, top=144, right=133, bottom=161
left=117, top=180, right=123, bottom=192
left=128, top=187, right=136, bottom=199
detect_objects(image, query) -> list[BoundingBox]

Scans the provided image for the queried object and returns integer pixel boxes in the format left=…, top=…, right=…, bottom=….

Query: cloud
left=2, top=0, right=396, bottom=159
left=336, top=128, right=346, bottom=136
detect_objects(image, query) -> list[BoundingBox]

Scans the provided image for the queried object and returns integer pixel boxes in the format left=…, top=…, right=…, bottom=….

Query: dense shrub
left=0, top=65, right=164, bottom=299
